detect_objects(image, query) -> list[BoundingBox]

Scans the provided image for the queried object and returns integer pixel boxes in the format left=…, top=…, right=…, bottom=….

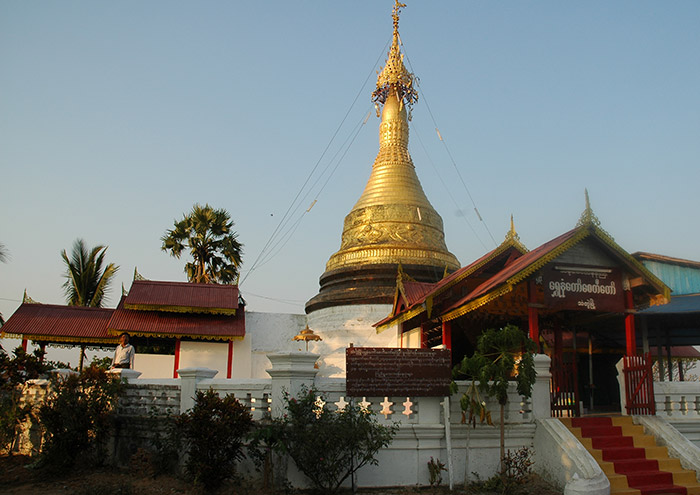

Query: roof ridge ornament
left=501, top=215, right=528, bottom=253
left=576, top=189, right=602, bottom=229
left=133, top=267, right=146, bottom=281
left=372, top=0, right=418, bottom=119
left=23, top=289, right=39, bottom=304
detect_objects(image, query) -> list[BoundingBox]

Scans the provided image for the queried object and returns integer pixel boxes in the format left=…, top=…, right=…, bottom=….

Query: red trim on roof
left=108, top=297, right=244, bottom=340
left=1, top=303, right=116, bottom=342
left=443, top=229, right=579, bottom=313
left=124, top=280, right=240, bottom=313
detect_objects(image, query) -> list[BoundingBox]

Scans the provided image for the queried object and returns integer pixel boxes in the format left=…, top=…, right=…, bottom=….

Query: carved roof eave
left=374, top=236, right=528, bottom=332
left=442, top=224, right=670, bottom=322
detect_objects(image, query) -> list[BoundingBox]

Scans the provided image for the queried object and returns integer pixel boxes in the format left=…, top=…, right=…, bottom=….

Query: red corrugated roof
left=124, top=280, right=240, bottom=314
left=0, top=303, right=116, bottom=343
left=402, top=281, right=436, bottom=306
left=375, top=244, right=525, bottom=328
left=443, top=229, right=579, bottom=314
left=108, top=297, right=244, bottom=340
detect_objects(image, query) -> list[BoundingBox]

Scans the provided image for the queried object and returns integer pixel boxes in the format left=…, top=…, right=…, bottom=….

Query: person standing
left=112, top=332, right=135, bottom=369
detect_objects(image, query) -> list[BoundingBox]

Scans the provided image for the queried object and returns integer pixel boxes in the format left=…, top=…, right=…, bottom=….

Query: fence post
left=615, top=358, right=627, bottom=415
left=177, top=367, right=218, bottom=414
left=266, top=352, right=319, bottom=419
left=532, top=353, right=552, bottom=419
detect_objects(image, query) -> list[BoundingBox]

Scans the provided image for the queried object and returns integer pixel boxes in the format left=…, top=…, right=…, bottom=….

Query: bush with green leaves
left=453, top=324, right=536, bottom=474
left=272, top=388, right=398, bottom=494
left=0, top=345, right=52, bottom=453
left=37, top=365, right=123, bottom=471
left=176, top=389, right=253, bottom=490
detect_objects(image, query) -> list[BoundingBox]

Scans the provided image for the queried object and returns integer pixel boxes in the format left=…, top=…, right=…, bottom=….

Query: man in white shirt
left=112, top=332, right=135, bottom=369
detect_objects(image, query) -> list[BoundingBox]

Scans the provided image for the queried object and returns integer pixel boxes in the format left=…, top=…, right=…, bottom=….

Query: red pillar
left=442, top=320, right=452, bottom=350
left=528, top=281, right=540, bottom=352
left=21, top=339, right=28, bottom=352
left=420, top=323, right=428, bottom=349
left=226, top=340, right=234, bottom=379
left=173, top=338, right=181, bottom=378
left=624, top=290, right=636, bottom=356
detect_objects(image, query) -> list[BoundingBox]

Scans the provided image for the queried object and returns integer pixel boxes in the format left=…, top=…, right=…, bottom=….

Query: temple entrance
left=541, top=311, right=627, bottom=416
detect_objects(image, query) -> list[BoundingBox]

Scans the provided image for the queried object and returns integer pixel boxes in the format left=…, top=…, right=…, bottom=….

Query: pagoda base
left=305, top=262, right=451, bottom=314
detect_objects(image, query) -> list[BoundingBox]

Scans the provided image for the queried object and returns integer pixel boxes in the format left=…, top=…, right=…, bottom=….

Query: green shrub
left=0, top=345, right=52, bottom=453
left=272, top=388, right=397, bottom=494
left=37, top=365, right=123, bottom=471
left=176, top=389, right=253, bottom=490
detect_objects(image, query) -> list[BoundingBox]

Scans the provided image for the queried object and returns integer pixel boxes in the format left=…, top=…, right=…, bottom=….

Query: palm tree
left=161, top=204, right=243, bottom=284
left=61, top=239, right=119, bottom=307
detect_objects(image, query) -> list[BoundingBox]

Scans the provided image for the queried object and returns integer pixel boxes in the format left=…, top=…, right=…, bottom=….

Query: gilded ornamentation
left=323, top=2, right=458, bottom=274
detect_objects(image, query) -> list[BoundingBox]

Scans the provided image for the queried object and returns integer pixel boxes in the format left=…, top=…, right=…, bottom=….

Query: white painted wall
left=246, top=311, right=306, bottom=378
left=306, top=304, right=397, bottom=377
left=178, top=341, right=228, bottom=377
left=134, top=353, right=174, bottom=378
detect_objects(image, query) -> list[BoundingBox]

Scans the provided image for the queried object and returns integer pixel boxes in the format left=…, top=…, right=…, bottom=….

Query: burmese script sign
left=346, top=347, right=452, bottom=397
left=542, top=264, right=624, bottom=312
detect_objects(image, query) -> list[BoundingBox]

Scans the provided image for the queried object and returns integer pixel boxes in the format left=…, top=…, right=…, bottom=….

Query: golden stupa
left=306, top=2, right=459, bottom=313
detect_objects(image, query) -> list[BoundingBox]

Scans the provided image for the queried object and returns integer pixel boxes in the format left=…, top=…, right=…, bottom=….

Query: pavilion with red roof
left=1, top=279, right=245, bottom=378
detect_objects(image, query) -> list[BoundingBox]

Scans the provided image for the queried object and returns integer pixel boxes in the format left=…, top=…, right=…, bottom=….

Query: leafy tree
left=0, top=345, right=52, bottom=453
left=271, top=387, right=397, bottom=494
left=452, top=350, right=493, bottom=486
left=161, top=203, right=243, bottom=284
left=37, top=365, right=123, bottom=471
left=471, top=324, right=536, bottom=474
left=61, top=238, right=119, bottom=307
left=176, top=389, right=253, bottom=490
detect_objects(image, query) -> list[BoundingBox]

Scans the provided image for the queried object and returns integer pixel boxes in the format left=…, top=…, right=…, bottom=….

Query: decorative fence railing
left=653, top=380, right=700, bottom=419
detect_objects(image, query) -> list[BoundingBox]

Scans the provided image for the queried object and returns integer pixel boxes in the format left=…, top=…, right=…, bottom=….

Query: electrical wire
left=400, top=37, right=498, bottom=247
left=240, top=39, right=391, bottom=286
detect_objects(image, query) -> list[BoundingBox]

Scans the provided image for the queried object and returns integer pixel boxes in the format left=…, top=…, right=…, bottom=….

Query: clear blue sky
left=2, top=1, right=699, bottom=327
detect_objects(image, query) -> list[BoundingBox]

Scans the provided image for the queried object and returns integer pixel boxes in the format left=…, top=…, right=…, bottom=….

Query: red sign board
left=542, top=264, right=624, bottom=312
left=346, top=347, right=452, bottom=397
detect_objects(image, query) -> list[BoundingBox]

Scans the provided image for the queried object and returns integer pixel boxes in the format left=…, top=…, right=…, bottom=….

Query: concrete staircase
left=560, top=416, right=700, bottom=495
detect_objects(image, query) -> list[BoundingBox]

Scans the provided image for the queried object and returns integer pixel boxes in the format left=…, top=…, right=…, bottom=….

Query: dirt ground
left=0, top=454, right=563, bottom=495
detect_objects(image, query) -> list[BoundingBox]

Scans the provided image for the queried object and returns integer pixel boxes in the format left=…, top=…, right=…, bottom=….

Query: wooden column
left=226, top=340, right=234, bottom=379
left=527, top=281, right=540, bottom=352
left=173, top=338, right=181, bottom=379
left=441, top=320, right=452, bottom=350
left=21, top=339, right=28, bottom=352
left=624, top=290, right=636, bottom=356
left=420, top=323, right=428, bottom=349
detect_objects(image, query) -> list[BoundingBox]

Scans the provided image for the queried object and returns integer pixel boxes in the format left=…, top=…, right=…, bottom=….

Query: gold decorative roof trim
left=587, top=224, right=670, bottom=302
left=443, top=223, right=671, bottom=321
left=443, top=230, right=590, bottom=321
left=0, top=332, right=118, bottom=344
left=376, top=305, right=425, bottom=333
left=23, top=289, right=40, bottom=304
left=107, top=328, right=243, bottom=341
left=133, top=267, right=147, bottom=281
left=375, top=222, right=530, bottom=330
left=122, top=303, right=237, bottom=315
left=443, top=285, right=515, bottom=322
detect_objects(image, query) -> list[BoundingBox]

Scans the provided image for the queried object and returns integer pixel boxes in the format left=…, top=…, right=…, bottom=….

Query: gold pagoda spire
left=324, top=2, right=459, bottom=274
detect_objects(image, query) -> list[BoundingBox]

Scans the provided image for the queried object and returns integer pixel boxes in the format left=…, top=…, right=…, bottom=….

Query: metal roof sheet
left=124, top=280, right=240, bottom=314
left=0, top=303, right=116, bottom=343
left=640, top=293, right=700, bottom=315
left=108, top=298, right=245, bottom=340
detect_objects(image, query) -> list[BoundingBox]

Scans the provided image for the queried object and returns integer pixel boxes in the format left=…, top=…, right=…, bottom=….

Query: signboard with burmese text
left=346, top=347, right=452, bottom=397
left=542, top=264, right=625, bottom=312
